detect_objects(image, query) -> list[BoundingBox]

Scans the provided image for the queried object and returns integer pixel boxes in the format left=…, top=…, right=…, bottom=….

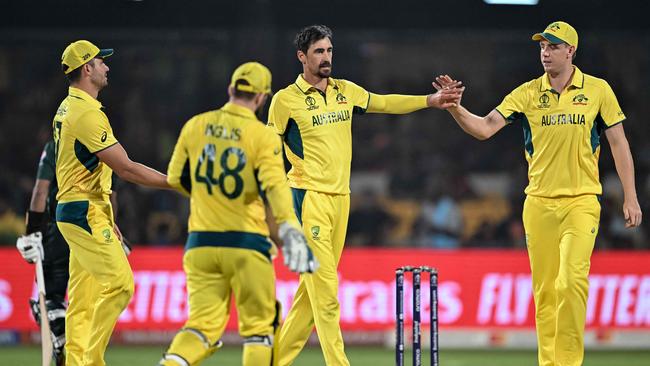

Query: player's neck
left=547, top=64, right=575, bottom=93
left=71, top=81, right=100, bottom=100
left=229, top=97, right=257, bottom=113
left=302, top=72, right=328, bottom=92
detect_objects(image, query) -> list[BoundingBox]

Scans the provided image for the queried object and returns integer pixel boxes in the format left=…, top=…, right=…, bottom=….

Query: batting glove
left=16, top=232, right=44, bottom=263
left=278, top=222, right=318, bottom=273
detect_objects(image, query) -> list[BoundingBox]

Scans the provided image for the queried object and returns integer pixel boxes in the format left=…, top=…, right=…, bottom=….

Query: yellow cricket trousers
left=164, top=245, right=277, bottom=366
left=523, top=194, right=600, bottom=366
left=56, top=199, right=134, bottom=366
left=277, top=189, right=350, bottom=366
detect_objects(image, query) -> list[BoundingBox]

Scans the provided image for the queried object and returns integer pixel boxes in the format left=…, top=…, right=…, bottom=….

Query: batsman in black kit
left=16, top=140, right=131, bottom=365
left=16, top=140, right=69, bottom=365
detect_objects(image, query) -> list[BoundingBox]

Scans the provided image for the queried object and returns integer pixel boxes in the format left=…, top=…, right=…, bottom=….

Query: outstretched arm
left=605, top=124, right=642, bottom=228
left=366, top=82, right=463, bottom=114
left=447, top=107, right=507, bottom=141
left=96, top=143, right=170, bottom=189
left=435, top=75, right=507, bottom=140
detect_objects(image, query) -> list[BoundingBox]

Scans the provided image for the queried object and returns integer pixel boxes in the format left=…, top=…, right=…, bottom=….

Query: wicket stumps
left=395, top=266, right=439, bottom=366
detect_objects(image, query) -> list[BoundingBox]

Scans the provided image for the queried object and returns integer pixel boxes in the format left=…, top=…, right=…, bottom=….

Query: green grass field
left=2, top=346, right=649, bottom=365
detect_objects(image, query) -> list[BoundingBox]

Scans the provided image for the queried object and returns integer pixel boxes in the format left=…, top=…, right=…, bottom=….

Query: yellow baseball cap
left=532, top=21, right=578, bottom=49
left=61, top=40, right=113, bottom=74
left=229, top=62, right=272, bottom=95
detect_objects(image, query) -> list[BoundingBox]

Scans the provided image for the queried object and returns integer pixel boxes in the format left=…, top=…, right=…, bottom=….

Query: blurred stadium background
left=1, top=0, right=649, bottom=364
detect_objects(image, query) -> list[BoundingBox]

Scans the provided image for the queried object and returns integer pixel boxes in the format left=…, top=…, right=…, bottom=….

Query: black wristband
left=26, top=210, right=47, bottom=234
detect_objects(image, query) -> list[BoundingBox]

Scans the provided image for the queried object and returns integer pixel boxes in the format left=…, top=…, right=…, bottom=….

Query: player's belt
left=185, top=231, right=273, bottom=261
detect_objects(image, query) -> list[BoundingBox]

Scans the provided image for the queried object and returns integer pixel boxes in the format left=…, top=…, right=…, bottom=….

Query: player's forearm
left=448, top=106, right=492, bottom=140
left=29, top=187, right=48, bottom=212
left=116, top=162, right=171, bottom=189
left=609, top=138, right=638, bottom=202
left=366, top=93, right=428, bottom=114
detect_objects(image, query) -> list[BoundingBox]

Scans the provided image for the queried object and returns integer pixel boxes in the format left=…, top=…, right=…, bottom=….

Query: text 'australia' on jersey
left=495, top=67, right=625, bottom=198
left=167, top=102, right=291, bottom=237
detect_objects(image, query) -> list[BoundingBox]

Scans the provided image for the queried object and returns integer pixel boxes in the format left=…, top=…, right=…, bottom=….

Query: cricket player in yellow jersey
left=159, top=62, right=318, bottom=366
left=268, top=25, right=463, bottom=366
left=437, top=22, right=642, bottom=366
left=54, top=40, right=170, bottom=366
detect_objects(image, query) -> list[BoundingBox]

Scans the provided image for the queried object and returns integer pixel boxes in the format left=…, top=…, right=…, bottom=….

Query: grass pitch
left=2, top=346, right=649, bottom=365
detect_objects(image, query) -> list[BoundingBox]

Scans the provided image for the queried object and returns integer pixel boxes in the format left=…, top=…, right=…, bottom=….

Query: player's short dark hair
left=294, top=25, right=333, bottom=54
left=64, top=65, right=83, bottom=84
left=64, top=58, right=96, bottom=84
left=232, top=80, right=257, bottom=101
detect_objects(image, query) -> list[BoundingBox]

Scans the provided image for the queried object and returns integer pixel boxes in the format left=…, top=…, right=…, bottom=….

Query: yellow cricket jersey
left=268, top=75, right=427, bottom=194
left=496, top=67, right=626, bottom=198
left=167, top=102, right=298, bottom=259
left=53, top=87, right=118, bottom=203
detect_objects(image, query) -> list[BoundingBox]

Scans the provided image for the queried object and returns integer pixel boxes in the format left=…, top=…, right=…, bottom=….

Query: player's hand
left=278, top=222, right=319, bottom=273
left=431, top=75, right=465, bottom=109
left=623, top=198, right=642, bottom=228
left=16, top=232, right=44, bottom=263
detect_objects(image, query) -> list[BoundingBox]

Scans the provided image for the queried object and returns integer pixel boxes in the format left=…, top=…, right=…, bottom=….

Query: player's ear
left=254, top=93, right=267, bottom=108
left=227, top=86, right=235, bottom=98
left=81, top=61, right=94, bottom=76
left=297, top=50, right=306, bottom=64
left=568, top=45, right=576, bottom=60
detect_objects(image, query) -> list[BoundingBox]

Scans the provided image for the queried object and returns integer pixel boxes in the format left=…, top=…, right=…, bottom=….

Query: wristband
left=26, top=210, right=47, bottom=234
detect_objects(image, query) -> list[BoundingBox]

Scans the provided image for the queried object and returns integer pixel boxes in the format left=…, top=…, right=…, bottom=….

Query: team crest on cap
left=548, top=22, right=561, bottom=32
left=538, top=93, right=551, bottom=109
left=305, top=96, right=318, bottom=111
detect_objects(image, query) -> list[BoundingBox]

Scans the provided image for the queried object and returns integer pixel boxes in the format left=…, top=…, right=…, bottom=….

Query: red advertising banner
left=1, top=248, right=649, bottom=332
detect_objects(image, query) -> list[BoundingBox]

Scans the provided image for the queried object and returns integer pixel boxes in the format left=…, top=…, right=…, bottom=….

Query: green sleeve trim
left=353, top=93, right=369, bottom=115
left=494, top=108, right=511, bottom=124
left=92, top=141, right=119, bottom=154
left=604, top=118, right=625, bottom=130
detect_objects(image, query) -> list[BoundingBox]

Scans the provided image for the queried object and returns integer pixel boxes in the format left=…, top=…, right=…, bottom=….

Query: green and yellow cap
left=532, top=21, right=578, bottom=49
left=230, top=62, right=272, bottom=95
left=61, top=40, right=113, bottom=74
